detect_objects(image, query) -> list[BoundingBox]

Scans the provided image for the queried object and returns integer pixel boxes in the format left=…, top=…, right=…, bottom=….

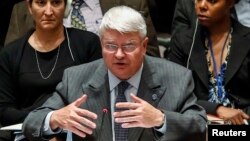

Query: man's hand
left=114, top=94, right=165, bottom=128
left=50, top=95, right=97, bottom=138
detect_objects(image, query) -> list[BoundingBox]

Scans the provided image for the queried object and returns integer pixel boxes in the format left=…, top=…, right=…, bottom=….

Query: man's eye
left=124, top=44, right=135, bottom=49
left=123, top=44, right=136, bottom=52
left=105, top=44, right=117, bottom=50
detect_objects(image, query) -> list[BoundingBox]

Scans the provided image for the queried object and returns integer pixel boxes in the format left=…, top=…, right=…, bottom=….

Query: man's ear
left=142, top=37, right=148, bottom=55
left=142, top=37, right=148, bottom=50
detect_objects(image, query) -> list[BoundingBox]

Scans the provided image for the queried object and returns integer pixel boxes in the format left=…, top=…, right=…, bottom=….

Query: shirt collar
left=83, top=0, right=98, bottom=10
left=108, top=64, right=143, bottom=91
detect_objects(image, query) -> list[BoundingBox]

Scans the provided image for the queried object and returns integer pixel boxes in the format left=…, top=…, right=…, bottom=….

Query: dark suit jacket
left=22, top=56, right=207, bottom=141
left=170, top=0, right=196, bottom=36
left=165, top=0, right=196, bottom=60
left=4, top=0, right=160, bottom=57
left=169, top=19, right=250, bottom=115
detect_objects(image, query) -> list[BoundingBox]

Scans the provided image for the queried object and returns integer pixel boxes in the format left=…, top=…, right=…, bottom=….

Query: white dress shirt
left=63, top=0, right=103, bottom=35
left=235, top=0, right=250, bottom=27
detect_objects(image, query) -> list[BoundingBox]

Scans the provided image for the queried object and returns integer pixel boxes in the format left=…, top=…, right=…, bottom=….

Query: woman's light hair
left=99, top=5, right=147, bottom=39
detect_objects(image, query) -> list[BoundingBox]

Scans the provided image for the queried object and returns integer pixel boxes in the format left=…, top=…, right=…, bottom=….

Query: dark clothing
left=167, top=0, right=196, bottom=60
left=0, top=123, right=12, bottom=141
left=170, top=0, right=196, bottom=36
left=0, top=27, right=102, bottom=126
left=0, top=0, right=22, bottom=48
left=169, top=19, right=250, bottom=116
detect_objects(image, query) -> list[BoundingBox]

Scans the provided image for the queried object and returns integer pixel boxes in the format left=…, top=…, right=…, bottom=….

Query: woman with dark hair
left=0, top=0, right=101, bottom=140
left=169, top=0, right=250, bottom=125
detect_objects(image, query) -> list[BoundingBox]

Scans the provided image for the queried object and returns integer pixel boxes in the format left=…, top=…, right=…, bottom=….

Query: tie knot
left=118, top=81, right=129, bottom=95
left=71, top=0, right=86, bottom=30
left=72, top=0, right=84, bottom=8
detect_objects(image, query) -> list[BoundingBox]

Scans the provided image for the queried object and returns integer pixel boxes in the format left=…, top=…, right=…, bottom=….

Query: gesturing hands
left=114, top=94, right=165, bottom=128
left=49, top=94, right=165, bottom=138
left=50, top=95, right=97, bottom=138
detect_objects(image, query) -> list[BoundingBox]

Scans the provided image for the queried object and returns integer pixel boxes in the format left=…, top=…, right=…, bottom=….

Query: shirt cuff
left=43, top=111, right=62, bottom=135
left=154, top=113, right=167, bottom=133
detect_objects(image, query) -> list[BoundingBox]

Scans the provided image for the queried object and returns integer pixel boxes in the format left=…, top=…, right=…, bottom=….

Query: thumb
left=130, top=93, right=142, bottom=103
left=74, top=94, right=87, bottom=107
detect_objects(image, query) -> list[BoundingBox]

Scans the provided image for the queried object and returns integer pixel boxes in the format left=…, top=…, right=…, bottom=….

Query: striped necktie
left=115, top=81, right=129, bottom=141
left=71, top=0, right=86, bottom=30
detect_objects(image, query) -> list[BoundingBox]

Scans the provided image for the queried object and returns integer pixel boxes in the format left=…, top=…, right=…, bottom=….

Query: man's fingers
left=115, top=115, right=139, bottom=123
left=71, top=129, right=87, bottom=138
left=76, top=108, right=98, bottom=120
left=76, top=116, right=97, bottom=129
left=115, top=102, right=140, bottom=109
left=68, top=119, right=95, bottom=135
left=114, top=109, right=138, bottom=117
left=74, top=94, right=87, bottom=107
left=121, top=122, right=139, bottom=128
left=130, top=93, right=143, bottom=103
left=68, top=125, right=87, bottom=138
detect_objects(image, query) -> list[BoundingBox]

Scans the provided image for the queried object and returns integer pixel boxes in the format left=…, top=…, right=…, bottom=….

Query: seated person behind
left=168, top=0, right=250, bottom=125
left=168, top=0, right=250, bottom=59
left=0, top=0, right=102, bottom=139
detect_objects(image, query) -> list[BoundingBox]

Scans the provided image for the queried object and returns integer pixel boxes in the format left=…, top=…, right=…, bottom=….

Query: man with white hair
left=23, top=6, right=207, bottom=141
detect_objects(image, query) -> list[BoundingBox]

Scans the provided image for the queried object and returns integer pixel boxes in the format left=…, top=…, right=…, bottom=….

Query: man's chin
left=113, top=72, right=131, bottom=80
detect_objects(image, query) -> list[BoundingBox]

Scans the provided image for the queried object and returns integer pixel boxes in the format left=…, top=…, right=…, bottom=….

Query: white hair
left=99, top=5, right=147, bottom=39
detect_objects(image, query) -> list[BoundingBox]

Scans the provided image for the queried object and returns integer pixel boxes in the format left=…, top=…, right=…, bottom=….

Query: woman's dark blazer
left=169, top=19, right=250, bottom=115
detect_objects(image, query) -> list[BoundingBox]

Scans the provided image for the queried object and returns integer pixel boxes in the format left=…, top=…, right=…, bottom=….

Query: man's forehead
left=101, top=31, right=140, bottom=40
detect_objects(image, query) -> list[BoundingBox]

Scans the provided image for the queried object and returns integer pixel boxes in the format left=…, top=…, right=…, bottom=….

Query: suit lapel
left=81, top=62, right=113, bottom=141
left=190, top=27, right=209, bottom=88
left=189, top=22, right=250, bottom=88
left=225, top=29, right=250, bottom=84
left=128, top=56, right=166, bottom=141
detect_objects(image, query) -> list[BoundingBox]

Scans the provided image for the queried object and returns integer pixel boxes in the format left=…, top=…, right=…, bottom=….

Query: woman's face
left=28, top=0, right=65, bottom=30
left=195, top=0, right=234, bottom=27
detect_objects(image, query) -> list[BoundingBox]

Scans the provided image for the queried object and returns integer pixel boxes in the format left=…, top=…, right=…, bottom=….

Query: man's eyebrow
left=103, top=40, right=115, bottom=43
left=123, top=40, right=138, bottom=43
